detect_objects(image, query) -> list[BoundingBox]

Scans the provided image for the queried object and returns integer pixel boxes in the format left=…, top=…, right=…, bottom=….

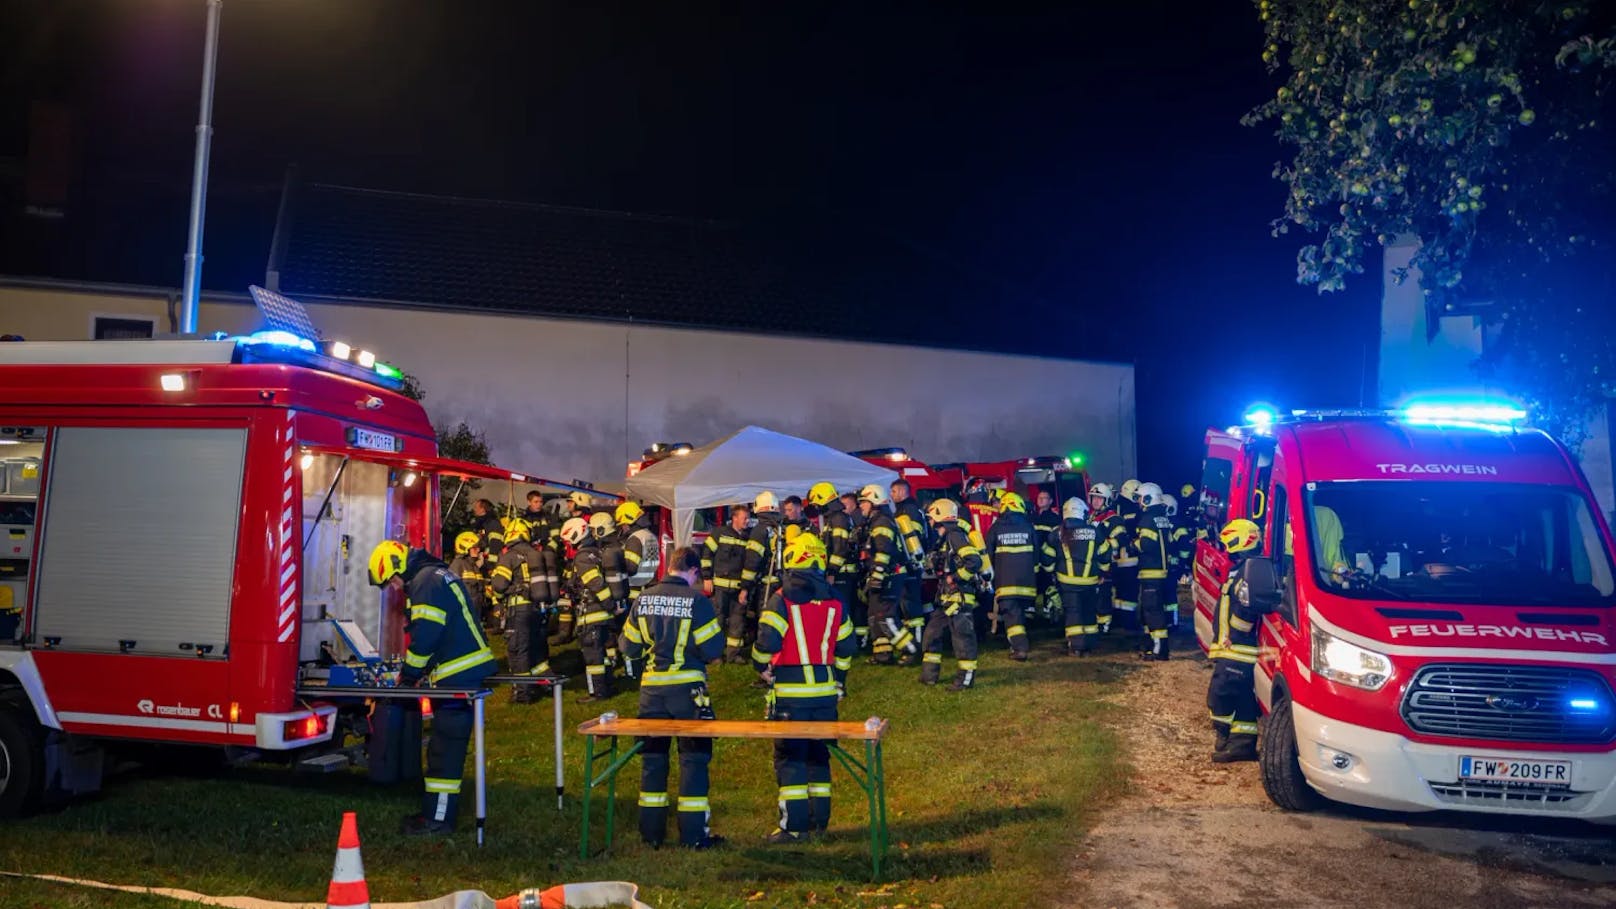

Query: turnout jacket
left=447, top=554, right=487, bottom=614
left=893, top=498, right=929, bottom=568
left=863, top=507, right=906, bottom=588
left=818, top=499, right=857, bottom=585
left=619, top=576, right=723, bottom=685
left=490, top=539, right=544, bottom=606
left=1043, top=518, right=1114, bottom=586
left=983, top=510, right=1041, bottom=599
left=1093, top=507, right=1130, bottom=567
left=400, top=550, right=496, bottom=687
left=620, top=516, right=660, bottom=590
left=1136, top=504, right=1177, bottom=581
left=753, top=569, right=858, bottom=708
left=570, top=541, right=616, bottom=625
left=471, top=512, right=505, bottom=559
left=701, top=523, right=750, bottom=589
left=1210, top=559, right=1261, bottom=664
left=934, top=517, right=985, bottom=612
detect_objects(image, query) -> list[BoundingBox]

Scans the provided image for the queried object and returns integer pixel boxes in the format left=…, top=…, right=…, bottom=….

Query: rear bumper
left=1291, top=701, right=1616, bottom=822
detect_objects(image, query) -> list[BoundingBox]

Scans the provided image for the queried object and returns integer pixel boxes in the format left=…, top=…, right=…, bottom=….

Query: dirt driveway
left=1073, top=650, right=1616, bottom=909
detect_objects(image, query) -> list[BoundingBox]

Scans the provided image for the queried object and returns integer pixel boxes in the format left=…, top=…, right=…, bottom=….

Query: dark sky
left=0, top=0, right=1380, bottom=483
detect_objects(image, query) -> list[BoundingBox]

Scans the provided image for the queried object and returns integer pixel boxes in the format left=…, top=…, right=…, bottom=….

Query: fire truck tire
left=0, top=702, right=45, bottom=818
left=1259, top=695, right=1321, bottom=813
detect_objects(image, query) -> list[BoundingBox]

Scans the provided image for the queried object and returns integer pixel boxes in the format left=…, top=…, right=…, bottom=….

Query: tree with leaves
left=1246, top=0, right=1615, bottom=440
left=397, top=372, right=495, bottom=533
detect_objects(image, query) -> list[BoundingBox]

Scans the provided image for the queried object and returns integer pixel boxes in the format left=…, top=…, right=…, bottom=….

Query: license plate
left=348, top=428, right=397, bottom=453
left=1459, top=755, right=1572, bottom=787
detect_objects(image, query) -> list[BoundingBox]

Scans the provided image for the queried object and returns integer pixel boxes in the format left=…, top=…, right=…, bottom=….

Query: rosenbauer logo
left=1376, top=463, right=1500, bottom=475
left=134, top=698, right=203, bottom=719
left=1388, top=624, right=1608, bottom=646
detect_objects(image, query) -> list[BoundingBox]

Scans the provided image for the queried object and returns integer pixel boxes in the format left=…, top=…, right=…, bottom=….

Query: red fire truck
left=0, top=330, right=572, bottom=816
left=1193, top=405, right=1616, bottom=821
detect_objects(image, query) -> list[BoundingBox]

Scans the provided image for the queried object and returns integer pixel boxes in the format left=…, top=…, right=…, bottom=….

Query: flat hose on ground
left=0, top=873, right=651, bottom=909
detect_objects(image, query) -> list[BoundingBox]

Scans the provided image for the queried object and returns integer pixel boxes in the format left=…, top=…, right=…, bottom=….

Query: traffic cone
left=326, top=811, right=371, bottom=909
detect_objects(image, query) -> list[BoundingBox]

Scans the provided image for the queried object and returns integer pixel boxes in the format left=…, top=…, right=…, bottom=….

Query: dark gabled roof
left=274, top=183, right=1056, bottom=356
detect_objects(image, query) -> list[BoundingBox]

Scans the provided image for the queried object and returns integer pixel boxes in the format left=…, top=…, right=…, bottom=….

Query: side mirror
left=1240, top=556, right=1281, bottom=612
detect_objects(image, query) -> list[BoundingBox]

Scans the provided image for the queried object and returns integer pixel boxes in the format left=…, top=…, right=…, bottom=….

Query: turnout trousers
left=772, top=701, right=838, bottom=835
left=422, top=700, right=473, bottom=828
left=578, top=619, right=617, bottom=697
left=1111, top=565, right=1140, bottom=630
left=714, top=587, right=748, bottom=660
left=996, top=595, right=1033, bottom=656
left=866, top=586, right=903, bottom=663
left=1138, top=576, right=1171, bottom=658
left=833, top=579, right=864, bottom=647
left=1207, top=659, right=1259, bottom=749
left=504, top=603, right=549, bottom=702
left=894, top=575, right=926, bottom=652
left=637, top=683, right=714, bottom=847
left=919, top=607, right=979, bottom=687
left=1060, top=585, right=1103, bottom=653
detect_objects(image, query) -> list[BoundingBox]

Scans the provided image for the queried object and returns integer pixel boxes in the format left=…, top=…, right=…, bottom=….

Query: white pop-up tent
left=625, top=425, right=899, bottom=545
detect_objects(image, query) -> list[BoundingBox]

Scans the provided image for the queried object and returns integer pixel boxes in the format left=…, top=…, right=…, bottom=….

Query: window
left=1198, top=456, right=1233, bottom=535
left=92, top=315, right=156, bottom=340
left=0, top=426, right=46, bottom=643
left=1306, top=481, right=1616, bottom=607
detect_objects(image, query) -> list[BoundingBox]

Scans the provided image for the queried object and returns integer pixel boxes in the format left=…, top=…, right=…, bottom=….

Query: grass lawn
left=0, top=629, right=1129, bottom=909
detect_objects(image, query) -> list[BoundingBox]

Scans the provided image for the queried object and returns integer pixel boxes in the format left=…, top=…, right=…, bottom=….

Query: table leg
left=873, top=740, right=888, bottom=878
left=579, top=733, right=596, bottom=859
left=604, top=735, right=619, bottom=853
left=553, top=683, right=565, bottom=810
left=473, top=695, right=487, bottom=848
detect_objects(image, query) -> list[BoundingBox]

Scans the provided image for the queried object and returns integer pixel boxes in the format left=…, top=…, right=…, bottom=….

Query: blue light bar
left=1400, top=401, right=1526, bottom=424
left=1243, top=405, right=1278, bottom=428
left=241, top=329, right=316, bottom=353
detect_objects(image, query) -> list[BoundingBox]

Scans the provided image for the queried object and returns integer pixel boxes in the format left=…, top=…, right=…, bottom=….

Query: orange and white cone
left=326, top=812, right=370, bottom=909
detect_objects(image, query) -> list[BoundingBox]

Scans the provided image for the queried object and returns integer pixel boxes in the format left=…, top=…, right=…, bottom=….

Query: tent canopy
left=625, top=425, right=899, bottom=544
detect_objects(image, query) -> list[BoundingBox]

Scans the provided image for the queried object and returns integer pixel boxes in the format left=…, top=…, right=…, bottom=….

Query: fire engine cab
left=1193, top=405, right=1616, bottom=821
left=0, top=315, right=544, bottom=816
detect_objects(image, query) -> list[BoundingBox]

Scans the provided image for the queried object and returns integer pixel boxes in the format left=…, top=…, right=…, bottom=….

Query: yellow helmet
left=615, top=501, right=644, bottom=526
left=807, top=481, right=838, bottom=507
left=560, top=517, right=590, bottom=546
left=1220, top=519, right=1262, bottom=555
left=754, top=490, right=779, bottom=512
left=502, top=517, right=531, bottom=543
left=783, top=532, right=827, bottom=570
left=1181, top=483, right=1196, bottom=499
left=367, top=540, right=409, bottom=587
left=1120, top=479, right=1141, bottom=502
left=858, top=484, right=888, bottom=506
left=999, top=491, right=1027, bottom=513
left=926, top=499, right=960, bottom=523
left=783, top=523, right=803, bottom=543
left=453, top=531, right=479, bottom=556
left=569, top=491, right=593, bottom=510
left=588, top=511, right=616, bottom=539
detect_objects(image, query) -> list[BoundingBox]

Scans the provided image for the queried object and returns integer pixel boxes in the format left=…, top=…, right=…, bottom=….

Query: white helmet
left=1088, top=482, right=1114, bottom=503
left=1062, top=497, right=1089, bottom=521
left=588, top=511, right=616, bottom=539
left=560, top=517, right=590, bottom=545
left=1120, top=479, right=1141, bottom=502
left=754, top=490, right=779, bottom=512
left=858, top=484, right=889, bottom=506
left=1136, top=482, right=1164, bottom=508
left=1161, top=493, right=1178, bottom=517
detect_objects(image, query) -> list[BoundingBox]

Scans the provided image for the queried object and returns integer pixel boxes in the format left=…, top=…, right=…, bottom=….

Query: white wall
left=0, top=284, right=1137, bottom=490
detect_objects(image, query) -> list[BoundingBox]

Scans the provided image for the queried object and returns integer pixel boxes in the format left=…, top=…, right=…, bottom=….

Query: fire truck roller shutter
left=32, top=427, right=246, bottom=655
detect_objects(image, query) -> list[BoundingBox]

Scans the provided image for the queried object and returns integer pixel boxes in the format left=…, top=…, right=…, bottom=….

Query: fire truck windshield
left=1305, top=482, right=1616, bottom=607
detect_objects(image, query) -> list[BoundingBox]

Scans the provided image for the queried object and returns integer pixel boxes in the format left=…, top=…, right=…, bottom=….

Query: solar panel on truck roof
left=249, top=285, right=322, bottom=340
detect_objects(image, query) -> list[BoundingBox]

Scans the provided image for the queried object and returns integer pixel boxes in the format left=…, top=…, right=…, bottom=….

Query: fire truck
left=0, top=317, right=581, bottom=816
left=1194, top=405, right=1616, bottom=821
left=851, top=448, right=1090, bottom=536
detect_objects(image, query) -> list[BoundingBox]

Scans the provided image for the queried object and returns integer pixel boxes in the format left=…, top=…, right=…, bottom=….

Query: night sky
left=0, top=0, right=1380, bottom=484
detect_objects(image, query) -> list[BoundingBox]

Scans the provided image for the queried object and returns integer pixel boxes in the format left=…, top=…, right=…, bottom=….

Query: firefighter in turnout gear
left=491, top=519, right=552, bottom=700
left=921, top=499, right=982, bottom=690
left=703, top=504, right=753, bottom=663
left=809, top=482, right=862, bottom=648
left=752, top=534, right=858, bottom=843
left=1087, top=483, right=1126, bottom=634
left=841, top=491, right=870, bottom=647
left=1110, top=479, right=1143, bottom=629
left=470, top=499, right=505, bottom=559
left=367, top=541, right=496, bottom=835
left=618, top=547, right=726, bottom=849
left=741, top=491, right=785, bottom=620
left=1042, top=498, right=1114, bottom=655
left=1032, top=489, right=1062, bottom=620
left=448, top=532, right=491, bottom=629
left=594, top=511, right=631, bottom=674
left=983, top=492, right=1039, bottom=660
left=859, top=484, right=918, bottom=663
left=1134, top=482, right=1175, bottom=661
left=1162, top=493, right=1194, bottom=626
left=522, top=490, right=564, bottom=628
left=616, top=501, right=661, bottom=601
left=1208, top=519, right=1265, bottom=763
left=890, top=480, right=930, bottom=660
left=564, top=516, right=619, bottom=702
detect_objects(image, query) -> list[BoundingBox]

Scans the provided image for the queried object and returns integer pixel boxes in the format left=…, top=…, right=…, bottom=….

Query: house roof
left=274, top=182, right=1054, bottom=355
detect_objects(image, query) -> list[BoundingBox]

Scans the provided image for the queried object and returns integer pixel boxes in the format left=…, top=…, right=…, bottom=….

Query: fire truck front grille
left=1400, top=663, right=1616, bottom=744
left=1428, top=780, right=1588, bottom=810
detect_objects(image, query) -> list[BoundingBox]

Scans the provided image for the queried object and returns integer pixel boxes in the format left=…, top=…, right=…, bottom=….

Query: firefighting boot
left=1212, top=734, right=1258, bottom=764
left=551, top=611, right=576, bottom=645
left=918, top=653, right=942, bottom=685
left=1213, top=723, right=1230, bottom=753
left=948, top=667, right=975, bottom=691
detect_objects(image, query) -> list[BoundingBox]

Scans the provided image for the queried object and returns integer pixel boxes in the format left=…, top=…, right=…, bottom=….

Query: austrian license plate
left=1459, top=755, right=1572, bottom=787
left=349, top=428, right=397, bottom=453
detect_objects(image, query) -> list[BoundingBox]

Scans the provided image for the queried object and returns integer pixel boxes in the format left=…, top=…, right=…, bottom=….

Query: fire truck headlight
left=1311, top=626, right=1391, bottom=691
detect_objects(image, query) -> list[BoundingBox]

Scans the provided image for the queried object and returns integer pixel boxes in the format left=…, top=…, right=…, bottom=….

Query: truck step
left=296, top=752, right=351, bottom=774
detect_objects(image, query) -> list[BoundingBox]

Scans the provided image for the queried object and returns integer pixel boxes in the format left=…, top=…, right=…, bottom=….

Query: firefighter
left=859, top=484, right=918, bottom=664
left=780, top=494, right=812, bottom=539
left=1087, top=482, right=1126, bottom=634
left=1162, top=493, right=1194, bottom=627
left=809, top=482, right=862, bottom=647
left=703, top=504, right=753, bottom=663
left=447, top=531, right=491, bottom=629
left=920, top=499, right=982, bottom=690
left=1208, top=519, right=1264, bottom=763
left=563, top=516, right=619, bottom=702
left=889, top=480, right=929, bottom=660
left=616, top=501, right=661, bottom=602
left=1042, top=498, right=1113, bottom=655
left=367, top=541, right=496, bottom=835
left=983, top=491, right=1039, bottom=661
left=741, top=491, right=782, bottom=606
left=618, top=546, right=726, bottom=849
left=1031, top=489, right=1061, bottom=620
left=568, top=490, right=596, bottom=518
left=491, top=519, right=551, bottom=701
left=843, top=491, right=871, bottom=648
left=1134, top=482, right=1175, bottom=661
left=593, top=511, right=631, bottom=676
left=1111, top=479, right=1142, bottom=630
left=469, top=498, right=505, bottom=558
left=752, top=533, right=857, bottom=843
left=523, top=489, right=564, bottom=626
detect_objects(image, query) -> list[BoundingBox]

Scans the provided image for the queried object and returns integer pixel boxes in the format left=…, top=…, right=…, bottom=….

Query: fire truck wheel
left=0, top=703, right=45, bottom=818
left=1259, top=695, right=1321, bottom=812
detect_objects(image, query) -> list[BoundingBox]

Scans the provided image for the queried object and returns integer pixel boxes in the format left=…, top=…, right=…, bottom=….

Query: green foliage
left=394, top=370, right=495, bottom=532
left=1247, top=0, right=1616, bottom=435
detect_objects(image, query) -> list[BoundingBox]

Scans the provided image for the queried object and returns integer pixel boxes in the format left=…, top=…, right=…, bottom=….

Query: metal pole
left=474, top=694, right=487, bottom=846
left=553, top=681, right=565, bottom=809
left=179, top=0, right=223, bottom=335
